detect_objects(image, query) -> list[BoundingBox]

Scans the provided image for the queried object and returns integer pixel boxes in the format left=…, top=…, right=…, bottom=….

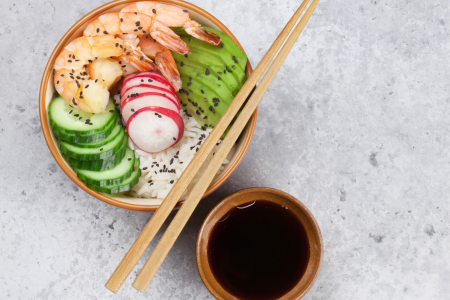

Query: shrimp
left=139, top=36, right=181, bottom=91
left=121, top=2, right=221, bottom=45
left=83, top=11, right=190, bottom=54
left=119, top=2, right=222, bottom=90
left=53, top=35, right=126, bottom=113
left=54, top=14, right=158, bottom=113
left=83, top=11, right=187, bottom=91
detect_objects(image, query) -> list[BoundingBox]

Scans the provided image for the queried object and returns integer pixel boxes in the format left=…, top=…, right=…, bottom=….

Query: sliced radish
left=122, top=94, right=179, bottom=124
left=127, top=106, right=184, bottom=153
left=122, top=91, right=180, bottom=111
left=121, top=72, right=176, bottom=95
left=120, top=84, right=180, bottom=108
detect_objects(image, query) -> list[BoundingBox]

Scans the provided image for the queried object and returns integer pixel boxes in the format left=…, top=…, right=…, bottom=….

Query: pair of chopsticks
left=106, top=0, right=321, bottom=293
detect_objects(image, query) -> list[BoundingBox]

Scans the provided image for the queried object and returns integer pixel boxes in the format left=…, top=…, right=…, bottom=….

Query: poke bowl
left=39, top=0, right=257, bottom=211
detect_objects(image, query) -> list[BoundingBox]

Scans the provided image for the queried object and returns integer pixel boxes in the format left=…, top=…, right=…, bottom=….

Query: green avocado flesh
left=171, top=27, right=248, bottom=130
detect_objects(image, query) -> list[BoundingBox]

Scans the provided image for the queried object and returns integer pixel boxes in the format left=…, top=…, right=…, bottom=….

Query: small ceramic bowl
left=197, top=188, right=323, bottom=300
left=39, top=0, right=257, bottom=211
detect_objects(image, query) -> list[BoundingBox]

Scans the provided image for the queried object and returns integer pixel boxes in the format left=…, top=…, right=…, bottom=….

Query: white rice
left=117, top=95, right=235, bottom=200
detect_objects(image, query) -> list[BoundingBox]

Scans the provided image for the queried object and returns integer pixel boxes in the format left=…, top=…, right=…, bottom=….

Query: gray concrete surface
left=1, top=0, right=450, bottom=299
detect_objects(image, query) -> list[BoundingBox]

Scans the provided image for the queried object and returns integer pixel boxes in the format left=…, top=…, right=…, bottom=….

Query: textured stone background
left=1, top=0, right=450, bottom=299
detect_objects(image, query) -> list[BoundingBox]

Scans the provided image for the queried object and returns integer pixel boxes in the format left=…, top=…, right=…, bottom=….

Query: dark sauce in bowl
left=207, top=200, right=310, bottom=300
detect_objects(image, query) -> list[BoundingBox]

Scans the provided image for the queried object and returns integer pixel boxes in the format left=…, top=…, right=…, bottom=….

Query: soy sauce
left=208, top=200, right=310, bottom=300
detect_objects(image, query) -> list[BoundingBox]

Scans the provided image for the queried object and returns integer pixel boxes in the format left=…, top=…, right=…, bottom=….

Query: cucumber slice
left=59, top=128, right=126, bottom=161
left=87, top=157, right=141, bottom=194
left=62, top=136, right=128, bottom=172
left=75, top=147, right=135, bottom=187
left=52, top=115, right=119, bottom=144
left=49, top=96, right=116, bottom=135
left=73, top=120, right=123, bottom=148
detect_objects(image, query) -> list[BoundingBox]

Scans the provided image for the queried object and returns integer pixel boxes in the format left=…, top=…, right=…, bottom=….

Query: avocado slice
left=172, top=51, right=242, bottom=96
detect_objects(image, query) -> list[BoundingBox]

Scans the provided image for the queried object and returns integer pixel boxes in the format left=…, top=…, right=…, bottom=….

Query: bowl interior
left=41, top=1, right=257, bottom=210
left=197, top=188, right=323, bottom=300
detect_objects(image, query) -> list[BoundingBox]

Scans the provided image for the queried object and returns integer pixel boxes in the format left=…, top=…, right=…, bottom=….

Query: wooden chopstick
left=132, top=0, right=321, bottom=293
left=105, top=0, right=319, bottom=293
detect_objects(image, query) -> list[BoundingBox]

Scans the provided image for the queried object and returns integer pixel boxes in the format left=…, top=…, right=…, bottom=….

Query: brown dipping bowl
left=197, top=188, right=323, bottom=300
left=39, top=0, right=257, bottom=211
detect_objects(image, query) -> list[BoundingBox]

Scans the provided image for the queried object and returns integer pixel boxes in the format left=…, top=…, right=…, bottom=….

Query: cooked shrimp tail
left=150, top=21, right=190, bottom=54
left=155, top=49, right=181, bottom=91
left=183, top=20, right=221, bottom=45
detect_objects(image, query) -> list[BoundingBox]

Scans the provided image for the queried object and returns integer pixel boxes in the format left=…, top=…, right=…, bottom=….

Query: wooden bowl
left=197, top=188, right=323, bottom=300
left=39, top=0, right=257, bottom=211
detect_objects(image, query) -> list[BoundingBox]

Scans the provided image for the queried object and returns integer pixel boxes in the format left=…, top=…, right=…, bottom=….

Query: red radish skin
left=127, top=106, right=185, bottom=153
left=121, top=92, right=180, bottom=111
left=121, top=72, right=176, bottom=96
left=120, top=84, right=180, bottom=108
left=122, top=94, right=179, bottom=124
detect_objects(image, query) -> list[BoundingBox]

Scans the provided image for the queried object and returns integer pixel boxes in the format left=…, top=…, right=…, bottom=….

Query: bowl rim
left=39, top=0, right=258, bottom=211
left=196, top=187, right=324, bottom=300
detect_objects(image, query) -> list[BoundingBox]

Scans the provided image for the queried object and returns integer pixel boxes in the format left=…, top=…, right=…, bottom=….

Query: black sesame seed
left=118, top=120, right=122, bottom=125
left=218, top=76, right=221, bottom=80
left=103, top=31, right=108, bottom=34
left=214, top=103, right=218, bottom=107
left=74, top=114, right=79, bottom=117
left=170, top=180, right=174, bottom=184
left=96, top=28, right=100, bottom=33
left=196, top=147, right=199, bottom=152
left=85, top=85, right=89, bottom=88
left=183, top=9, right=188, bottom=13
left=79, top=117, right=83, bottom=120
left=120, top=18, right=123, bottom=22
left=57, top=81, right=59, bottom=84
left=220, top=43, right=224, bottom=48
left=128, top=158, right=132, bottom=161
left=95, top=79, right=98, bottom=83
left=187, top=82, right=191, bottom=86
left=134, top=29, right=138, bottom=32
left=109, top=110, right=114, bottom=113
left=205, top=68, right=210, bottom=75
left=148, top=79, right=153, bottom=82
left=72, top=98, right=77, bottom=106
left=131, top=108, right=135, bottom=112
left=152, top=8, right=156, bottom=13
left=170, top=158, right=174, bottom=164
left=61, top=74, right=64, bottom=77
left=115, top=43, right=119, bottom=47
left=126, top=52, right=130, bottom=55
left=203, top=116, right=207, bottom=119
left=180, top=61, right=184, bottom=66
left=138, top=26, right=143, bottom=30
left=184, top=54, right=188, bottom=58
left=69, top=110, right=73, bottom=114
left=68, top=60, right=72, bottom=63
left=100, top=148, right=103, bottom=151
left=187, top=114, right=192, bottom=117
